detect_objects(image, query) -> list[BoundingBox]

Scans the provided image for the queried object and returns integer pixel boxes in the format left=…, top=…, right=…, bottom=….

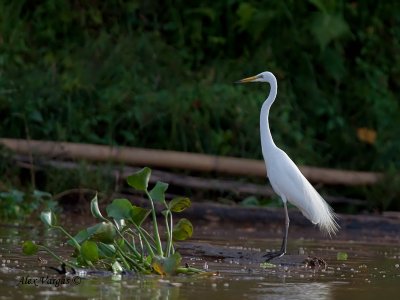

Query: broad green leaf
left=81, top=241, right=99, bottom=263
left=151, top=252, right=182, bottom=275
left=130, top=205, right=151, bottom=226
left=106, top=198, right=133, bottom=220
left=90, top=194, right=108, bottom=221
left=22, top=241, right=38, bottom=255
left=172, top=218, right=193, bottom=241
left=149, top=181, right=169, bottom=202
left=70, top=223, right=104, bottom=245
left=98, top=242, right=116, bottom=258
left=40, top=210, right=57, bottom=227
left=71, top=228, right=91, bottom=245
left=76, top=255, right=86, bottom=266
left=91, top=222, right=117, bottom=244
left=168, top=197, right=191, bottom=212
left=127, top=167, right=151, bottom=191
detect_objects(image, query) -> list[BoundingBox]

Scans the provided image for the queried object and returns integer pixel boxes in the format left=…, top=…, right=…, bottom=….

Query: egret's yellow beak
left=235, top=75, right=259, bottom=83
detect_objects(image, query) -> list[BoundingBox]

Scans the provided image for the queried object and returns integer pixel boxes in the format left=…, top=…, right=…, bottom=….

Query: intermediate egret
left=237, top=71, right=339, bottom=261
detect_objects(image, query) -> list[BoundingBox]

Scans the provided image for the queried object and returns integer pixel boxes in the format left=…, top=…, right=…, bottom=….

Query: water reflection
left=254, top=282, right=334, bottom=300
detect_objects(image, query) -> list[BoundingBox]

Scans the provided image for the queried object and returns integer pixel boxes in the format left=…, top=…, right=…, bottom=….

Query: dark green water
left=0, top=221, right=399, bottom=299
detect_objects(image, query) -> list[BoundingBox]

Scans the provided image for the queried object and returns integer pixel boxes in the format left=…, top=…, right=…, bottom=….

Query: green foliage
left=1, top=0, right=400, bottom=210
left=168, top=197, right=191, bottom=213
left=22, top=168, right=201, bottom=275
left=106, top=198, right=135, bottom=221
left=239, top=196, right=260, bottom=207
left=22, top=241, right=39, bottom=255
left=81, top=241, right=99, bottom=263
left=149, top=182, right=169, bottom=203
left=127, top=168, right=151, bottom=192
left=152, top=253, right=182, bottom=276
left=172, top=218, right=194, bottom=241
left=337, top=252, right=348, bottom=261
left=0, top=189, right=57, bottom=220
left=90, top=194, right=108, bottom=222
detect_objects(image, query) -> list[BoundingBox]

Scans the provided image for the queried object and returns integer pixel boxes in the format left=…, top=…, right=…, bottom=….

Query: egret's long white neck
left=260, top=73, right=278, bottom=158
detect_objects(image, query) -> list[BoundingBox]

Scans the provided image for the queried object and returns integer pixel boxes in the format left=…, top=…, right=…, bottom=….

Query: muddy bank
left=56, top=191, right=400, bottom=243
left=183, top=201, right=400, bottom=239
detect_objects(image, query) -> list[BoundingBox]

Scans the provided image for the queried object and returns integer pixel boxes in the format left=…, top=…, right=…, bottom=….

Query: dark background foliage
left=1, top=0, right=399, bottom=209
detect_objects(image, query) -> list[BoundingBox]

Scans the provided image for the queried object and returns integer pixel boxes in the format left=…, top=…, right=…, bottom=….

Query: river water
left=0, top=217, right=399, bottom=299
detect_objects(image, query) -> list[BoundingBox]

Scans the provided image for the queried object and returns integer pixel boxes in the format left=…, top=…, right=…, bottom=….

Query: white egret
left=237, top=71, right=339, bottom=261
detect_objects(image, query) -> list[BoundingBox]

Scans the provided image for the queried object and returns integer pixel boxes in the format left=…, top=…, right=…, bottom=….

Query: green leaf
left=71, top=228, right=91, bottom=245
left=70, top=223, right=102, bottom=245
left=149, top=181, right=169, bottom=202
left=40, top=210, right=57, bottom=227
left=81, top=241, right=99, bottom=263
left=172, top=218, right=193, bottom=241
left=98, top=242, right=116, bottom=258
left=151, top=252, right=182, bottom=275
left=90, top=194, right=108, bottom=221
left=70, top=222, right=116, bottom=247
left=240, top=196, right=259, bottom=207
left=22, top=241, right=38, bottom=255
left=130, top=206, right=151, bottom=226
left=106, top=198, right=133, bottom=220
left=337, top=252, right=348, bottom=261
left=127, top=167, right=151, bottom=191
left=91, top=222, right=117, bottom=244
left=168, top=197, right=191, bottom=212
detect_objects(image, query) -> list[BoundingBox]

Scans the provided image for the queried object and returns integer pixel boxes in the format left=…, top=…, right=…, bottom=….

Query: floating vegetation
left=22, top=167, right=203, bottom=275
left=259, top=262, right=276, bottom=269
left=337, top=252, right=349, bottom=261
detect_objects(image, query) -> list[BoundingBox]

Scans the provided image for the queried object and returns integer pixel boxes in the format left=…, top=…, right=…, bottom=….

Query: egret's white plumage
left=237, top=71, right=339, bottom=259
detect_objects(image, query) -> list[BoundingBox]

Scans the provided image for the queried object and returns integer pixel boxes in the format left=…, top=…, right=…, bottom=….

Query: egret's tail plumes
left=314, top=198, right=339, bottom=237
left=297, top=179, right=340, bottom=237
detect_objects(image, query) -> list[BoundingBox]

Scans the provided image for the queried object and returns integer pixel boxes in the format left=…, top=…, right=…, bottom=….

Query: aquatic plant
left=0, top=189, right=57, bottom=220
left=22, top=167, right=202, bottom=275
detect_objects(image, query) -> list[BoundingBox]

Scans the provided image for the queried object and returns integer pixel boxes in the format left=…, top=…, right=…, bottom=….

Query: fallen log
left=12, top=155, right=366, bottom=206
left=0, top=138, right=382, bottom=185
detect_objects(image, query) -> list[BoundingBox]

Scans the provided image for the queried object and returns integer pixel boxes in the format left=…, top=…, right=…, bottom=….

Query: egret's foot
left=263, top=251, right=285, bottom=262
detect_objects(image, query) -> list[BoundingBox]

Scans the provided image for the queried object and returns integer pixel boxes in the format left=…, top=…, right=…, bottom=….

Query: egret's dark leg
left=263, top=201, right=290, bottom=261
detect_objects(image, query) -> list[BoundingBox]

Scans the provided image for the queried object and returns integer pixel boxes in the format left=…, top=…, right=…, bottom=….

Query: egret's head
left=236, top=71, right=274, bottom=84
